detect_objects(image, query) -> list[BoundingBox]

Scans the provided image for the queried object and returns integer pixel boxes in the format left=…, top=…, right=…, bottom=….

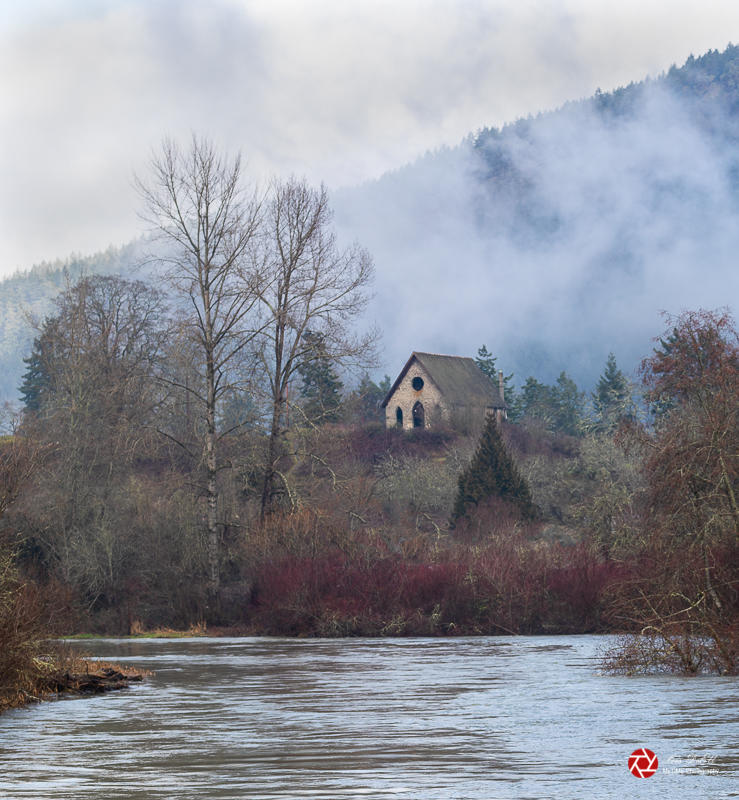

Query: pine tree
left=519, top=377, right=554, bottom=426
left=452, top=414, right=536, bottom=522
left=475, top=344, right=498, bottom=379
left=350, top=372, right=391, bottom=423
left=475, top=344, right=519, bottom=420
left=552, top=371, right=585, bottom=436
left=18, top=318, right=60, bottom=413
left=518, top=372, right=584, bottom=435
left=593, top=353, right=632, bottom=430
left=297, top=331, right=344, bottom=423
left=19, top=342, right=48, bottom=413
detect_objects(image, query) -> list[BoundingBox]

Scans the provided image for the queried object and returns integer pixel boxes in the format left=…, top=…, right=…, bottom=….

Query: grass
left=0, top=642, right=150, bottom=713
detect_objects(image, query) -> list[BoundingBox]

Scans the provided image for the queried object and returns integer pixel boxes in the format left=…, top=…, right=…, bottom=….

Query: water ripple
left=0, top=635, right=736, bottom=799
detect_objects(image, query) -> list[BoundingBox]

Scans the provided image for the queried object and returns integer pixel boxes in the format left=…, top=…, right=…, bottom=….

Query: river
left=0, top=635, right=736, bottom=799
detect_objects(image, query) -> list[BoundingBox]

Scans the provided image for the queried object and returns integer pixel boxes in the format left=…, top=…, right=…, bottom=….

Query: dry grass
left=128, top=619, right=206, bottom=637
left=0, top=639, right=151, bottom=714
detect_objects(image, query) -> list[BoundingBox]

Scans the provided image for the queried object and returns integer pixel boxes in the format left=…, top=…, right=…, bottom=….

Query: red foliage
left=247, top=526, right=624, bottom=636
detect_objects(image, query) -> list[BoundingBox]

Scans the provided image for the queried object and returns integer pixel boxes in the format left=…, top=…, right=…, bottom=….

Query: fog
left=3, top=2, right=739, bottom=390
left=333, top=76, right=739, bottom=387
left=4, top=0, right=739, bottom=276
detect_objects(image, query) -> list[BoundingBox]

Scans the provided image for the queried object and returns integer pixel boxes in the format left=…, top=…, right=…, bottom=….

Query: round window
left=411, top=376, right=424, bottom=391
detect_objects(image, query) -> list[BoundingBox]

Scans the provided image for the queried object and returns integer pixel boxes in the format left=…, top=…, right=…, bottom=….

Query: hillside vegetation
left=334, top=45, right=739, bottom=384
left=1, top=267, right=735, bottom=675
left=3, top=47, right=739, bottom=400
left=0, top=242, right=144, bottom=403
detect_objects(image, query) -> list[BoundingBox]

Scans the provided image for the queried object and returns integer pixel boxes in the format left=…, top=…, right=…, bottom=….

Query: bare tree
left=254, top=177, right=376, bottom=520
left=17, top=276, right=169, bottom=615
left=136, top=136, right=262, bottom=609
left=22, top=275, right=168, bottom=422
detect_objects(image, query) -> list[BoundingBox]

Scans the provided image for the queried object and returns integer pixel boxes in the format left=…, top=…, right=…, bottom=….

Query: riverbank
left=0, top=647, right=149, bottom=714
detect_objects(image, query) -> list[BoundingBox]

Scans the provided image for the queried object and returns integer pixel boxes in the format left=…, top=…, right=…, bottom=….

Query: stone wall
left=384, top=360, right=445, bottom=430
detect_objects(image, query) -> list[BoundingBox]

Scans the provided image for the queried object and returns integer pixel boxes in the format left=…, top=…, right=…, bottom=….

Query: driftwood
left=51, top=667, right=144, bottom=695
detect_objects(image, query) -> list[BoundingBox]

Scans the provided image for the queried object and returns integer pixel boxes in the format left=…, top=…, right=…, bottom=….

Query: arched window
left=396, top=407, right=403, bottom=427
left=412, top=401, right=425, bottom=428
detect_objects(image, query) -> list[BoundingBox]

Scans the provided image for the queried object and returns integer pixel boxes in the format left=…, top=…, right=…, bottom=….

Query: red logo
left=629, top=748, right=659, bottom=778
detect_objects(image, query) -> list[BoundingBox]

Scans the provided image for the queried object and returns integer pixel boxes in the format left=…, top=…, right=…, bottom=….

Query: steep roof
left=381, top=352, right=506, bottom=409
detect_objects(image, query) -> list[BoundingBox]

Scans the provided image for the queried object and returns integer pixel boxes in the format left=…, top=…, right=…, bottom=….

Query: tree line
left=0, top=135, right=734, bottom=680
left=474, top=344, right=634, bottom=436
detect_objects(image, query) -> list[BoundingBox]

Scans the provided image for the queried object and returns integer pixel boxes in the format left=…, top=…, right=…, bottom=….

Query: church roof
left=381, top=352, right=507, bottom=409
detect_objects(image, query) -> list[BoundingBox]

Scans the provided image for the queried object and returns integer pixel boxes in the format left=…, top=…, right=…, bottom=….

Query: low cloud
left=333, top=79, right=739, bottom=386
left=3, top=0, right=739, bottom=275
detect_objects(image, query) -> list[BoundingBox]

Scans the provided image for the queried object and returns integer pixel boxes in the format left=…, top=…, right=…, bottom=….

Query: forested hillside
left=0, top=242, right=144, bottom=403
left=2, top=47, right=739, bottom=402
left=333, top=45, right=739, bottom=385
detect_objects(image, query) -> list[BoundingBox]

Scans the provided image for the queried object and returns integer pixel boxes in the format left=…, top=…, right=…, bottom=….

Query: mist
left=332, top=60, right=739, bottom=388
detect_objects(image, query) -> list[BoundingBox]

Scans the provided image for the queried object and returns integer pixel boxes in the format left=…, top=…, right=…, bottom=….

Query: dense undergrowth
left=3, top=418, right=735, bottom=654
left=1, top=311, right=736, bottom=689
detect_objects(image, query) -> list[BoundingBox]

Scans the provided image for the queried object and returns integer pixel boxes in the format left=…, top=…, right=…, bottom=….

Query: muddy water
left=0, top=636, right=736, bottom=799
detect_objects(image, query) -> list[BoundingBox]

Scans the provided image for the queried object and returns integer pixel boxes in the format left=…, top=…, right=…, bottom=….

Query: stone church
left=381, top=352, right=507, bottom=431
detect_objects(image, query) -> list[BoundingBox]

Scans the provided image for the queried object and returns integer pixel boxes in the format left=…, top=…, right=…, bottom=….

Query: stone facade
left=382, top=352, right=507, bottom=431
left=383, top=360, right=444, bottom=430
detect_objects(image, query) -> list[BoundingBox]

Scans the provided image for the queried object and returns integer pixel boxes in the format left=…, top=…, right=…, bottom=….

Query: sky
left=3, top=0, right=739, bottom=278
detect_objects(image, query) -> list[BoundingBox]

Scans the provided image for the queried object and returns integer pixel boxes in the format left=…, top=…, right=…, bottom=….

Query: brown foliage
left=603, top=309, right=738, bottom=674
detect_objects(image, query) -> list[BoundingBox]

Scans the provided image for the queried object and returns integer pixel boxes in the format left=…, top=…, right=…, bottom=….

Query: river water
left=0, top=635, right=736, bottom=799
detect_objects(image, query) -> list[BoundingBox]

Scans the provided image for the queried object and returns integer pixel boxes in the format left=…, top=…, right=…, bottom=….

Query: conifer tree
left=349, top=372, right=391, bottom=423
left=552, top=371, right=585, bottom=436
left=475, top=344, right=519, bottom=419
left=19, top=326, right=55, bottom=412
left=518, top=372, right=584, bottom=435
left=452, top=414, right=535, bottom=522
left=474, top=344, right=498, bottom=379
left=297, top=331, right=344, bottom=423
left=593, top=353, right=632, bottom=430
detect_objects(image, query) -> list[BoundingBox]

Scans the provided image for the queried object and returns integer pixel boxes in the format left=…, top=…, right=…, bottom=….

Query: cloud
left=2, top=0, right=739, bottom=282
left=333, top=77, right=739, bottom=386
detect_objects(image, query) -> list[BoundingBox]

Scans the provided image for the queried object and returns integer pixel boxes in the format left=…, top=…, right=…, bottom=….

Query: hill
left=2, top=47, right=739, bottom=402
left=332, top=45, right=739, bottom=385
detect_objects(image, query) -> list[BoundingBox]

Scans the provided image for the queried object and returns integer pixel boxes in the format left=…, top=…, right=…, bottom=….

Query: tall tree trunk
left=260, top=395, right=284, bottom=523
left=205, top=333, right=219, bottom=614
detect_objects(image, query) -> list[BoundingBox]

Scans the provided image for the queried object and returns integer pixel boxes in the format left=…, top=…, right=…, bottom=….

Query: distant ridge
left=0, top=240, right=145, bottom=403
left=333, top=45, right=739, bottom=386
left=3, top=46, right=739, bottom=402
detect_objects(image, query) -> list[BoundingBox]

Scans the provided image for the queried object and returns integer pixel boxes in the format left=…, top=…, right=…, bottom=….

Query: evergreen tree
left=519, top=377, right=554, bottom=426
left=593, top=353, right=632, bottom=430
left=475, top=344, right=519, bottom=420
left=297, top=331, right=344, bottom=423
left=452, top=414, right=535, bottom=522
left=552, top=371, right=585, bottom=436
left=474, top=344, right=498, bottom=379
left=350, top=372, right=391, bottom=423
left=19, top=316, right=64, bottom=413
left=518, top=372, right=584, bottom=435
left=19, top=333, right=51, bottom=413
